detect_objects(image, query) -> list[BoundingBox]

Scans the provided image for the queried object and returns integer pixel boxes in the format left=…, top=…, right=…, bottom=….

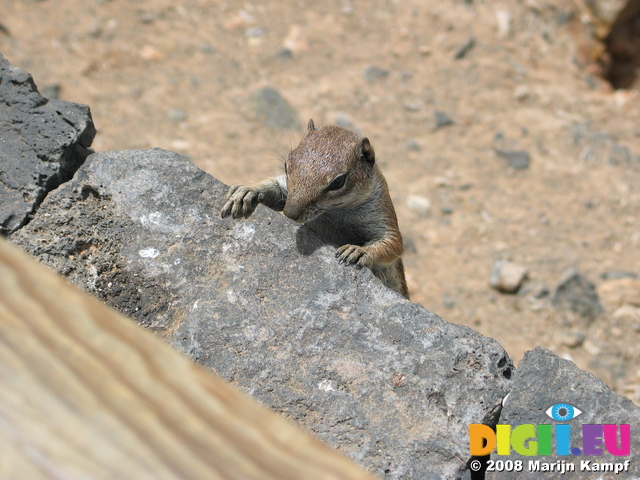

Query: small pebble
left=404, top=140, right=421, bottom=152
left=364, top=65, right=389, bottom=82
left=441, top=205, right=454, bottom=215
left=434, top=110, right=453, bottom=130
left=601, top=270, right=638, bottom=280
left=612, top=305, right=640, bottom=323
left=275, top=48, right=293, bottom=60
left=559, top=332, right=585, bottom=348
left=532, top=285, right=550, bottom=299
left=513, top=84, right=530, bottom=101
left=406, top=195, right=431, bottom=215
left=403, top=236, right=417, bottom=254
left=168, top=108, right=187, bottom=122
left=495, top=9, right=511, bottom=38
left=138, top=12, right=155, bottom=24
left=245, top=26, right=265, bottom=38
left=282, top=24, right=308, bottom=53
left=489, top=260, right=528, bottom=294
left=443, top=294, right=456, bottom=309
left=598, top=277, right=640, bottom=309
left=454, top=37, right=476, bottom=59
left=139, top=45, right=164, bottom=61
left=495, top=149, right=530, bottom=170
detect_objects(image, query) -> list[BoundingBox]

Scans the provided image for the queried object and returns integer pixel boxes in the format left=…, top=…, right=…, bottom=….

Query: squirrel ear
left=307, top=119, right=316, bottom=133
left=358, top=138, right=375, bottom=165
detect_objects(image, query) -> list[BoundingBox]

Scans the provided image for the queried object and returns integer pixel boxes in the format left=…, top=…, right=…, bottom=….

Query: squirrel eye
left=327, top=174, right=347, bottom=191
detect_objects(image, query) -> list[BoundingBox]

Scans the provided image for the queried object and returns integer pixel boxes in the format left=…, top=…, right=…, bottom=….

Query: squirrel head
left=283, top=119, right=377, bottom=224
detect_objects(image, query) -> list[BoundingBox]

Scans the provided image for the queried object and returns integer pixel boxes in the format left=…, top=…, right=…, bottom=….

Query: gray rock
left=0, top=53, right=95, bottom=235
left=12, top=148, right=513, bottom=479
left=245, top=26, right=266, bottom=38
left=364, top=65, right=389, bottom=82
left=167, top=108, right=187, bottom=122
left=441, top=205, right=454, bottom=215
left=495, top=149, right=531, bottom=170
left=330, top=111, right=361, bottom=135
left=551, top=269, right=604, bottom=319
left=454, top=37, right=476, bottom=60
left=487, top=348, right=640, bottom=479
left=569, top=123, right=637, bottom=165
left=404, top=140, right=421, bottom=152
left=249, top=86, right=301, bottom=131
left=404, top=102, right=420, bottom=112
left=601, top=270, right=638, bottom=281
left=275, top=47, right=294, bottom=60
left=434, top=110, right=454, bottom=130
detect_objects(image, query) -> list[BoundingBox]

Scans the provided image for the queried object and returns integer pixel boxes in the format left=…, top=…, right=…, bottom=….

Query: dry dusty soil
left=2, top=0, right=640, bottom=404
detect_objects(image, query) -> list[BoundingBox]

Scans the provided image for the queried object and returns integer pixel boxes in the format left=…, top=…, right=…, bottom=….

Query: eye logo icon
left=470, top=402, right=631, bottom=458
left=545, top=403, right=582, bottom=422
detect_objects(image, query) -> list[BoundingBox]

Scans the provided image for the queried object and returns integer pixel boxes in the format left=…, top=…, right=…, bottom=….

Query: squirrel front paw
left=336, top=244, right=371, bottom=267
left=220, top=185, right=261, bottom=219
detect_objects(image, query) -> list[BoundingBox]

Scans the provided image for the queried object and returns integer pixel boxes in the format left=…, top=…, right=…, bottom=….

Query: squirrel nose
left=283, top=209, right=300, bottom=222
left=283, top=203, right=303, bottom=222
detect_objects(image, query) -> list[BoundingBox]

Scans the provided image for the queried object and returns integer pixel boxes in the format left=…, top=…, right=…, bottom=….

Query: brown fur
left=221, top=119, right=408, bottom=298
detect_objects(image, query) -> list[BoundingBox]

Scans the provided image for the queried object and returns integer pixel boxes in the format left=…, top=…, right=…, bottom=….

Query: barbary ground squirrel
left=221, top=119, right=409, bottom=298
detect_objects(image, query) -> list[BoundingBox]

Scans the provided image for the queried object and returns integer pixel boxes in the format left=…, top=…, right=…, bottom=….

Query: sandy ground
left=2, top=0, right=639, bottom=404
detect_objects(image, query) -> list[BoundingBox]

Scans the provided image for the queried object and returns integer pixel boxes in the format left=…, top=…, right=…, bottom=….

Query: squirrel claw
left=336, top=244, right=369, bottom=266
left=220, top=185, right=259, bottom=219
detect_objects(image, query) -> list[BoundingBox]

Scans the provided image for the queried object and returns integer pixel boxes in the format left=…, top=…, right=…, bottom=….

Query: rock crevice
left=0, top=54, right=95, bottom=235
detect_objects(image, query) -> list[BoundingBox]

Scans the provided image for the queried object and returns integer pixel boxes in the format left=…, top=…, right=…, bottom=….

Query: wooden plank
left=0, top=239, right=379, bottom=480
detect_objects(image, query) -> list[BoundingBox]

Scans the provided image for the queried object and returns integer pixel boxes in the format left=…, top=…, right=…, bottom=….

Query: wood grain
left=0, top=239, right=378, bottom=480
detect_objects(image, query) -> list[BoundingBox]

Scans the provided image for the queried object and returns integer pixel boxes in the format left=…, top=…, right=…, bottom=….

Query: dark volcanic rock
left=551, top=269, right=604, bottom=319
left=12, top=148, right=513, bottom=479
left=487, top=348, right=640, bottom=479
left=0, top=54, right=95, bottom=235
left=249, top=86, right=301, bottom=131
